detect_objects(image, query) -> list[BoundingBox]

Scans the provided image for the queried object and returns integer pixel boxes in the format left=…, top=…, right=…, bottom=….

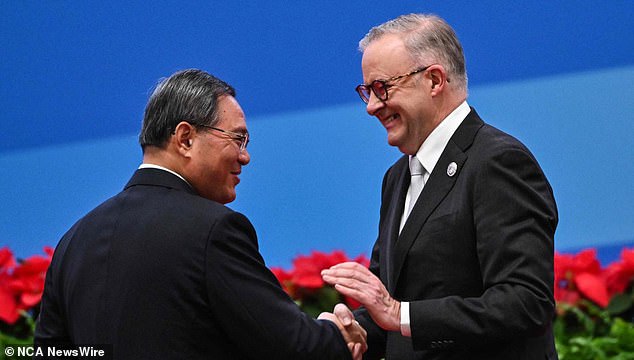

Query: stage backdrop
left=1, top=1, right=633, bottom=266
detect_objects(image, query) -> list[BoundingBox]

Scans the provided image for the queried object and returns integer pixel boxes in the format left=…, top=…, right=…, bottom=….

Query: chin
left=209, top=190, right=236, bottom=205
left=387, top=137, right=403, bottom=150
left=223, top=191, right=237, bottom=204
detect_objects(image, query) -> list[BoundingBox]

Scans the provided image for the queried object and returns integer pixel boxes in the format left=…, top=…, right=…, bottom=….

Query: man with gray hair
left=35, top=69, right=366, bottom=359
left=323, top=14, right=558, bottom=359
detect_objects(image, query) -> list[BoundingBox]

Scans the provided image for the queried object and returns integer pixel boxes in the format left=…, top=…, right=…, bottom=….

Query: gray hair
left=359, top=14, right=467, bottom=91
left=139, top=69, right=236, bottom=149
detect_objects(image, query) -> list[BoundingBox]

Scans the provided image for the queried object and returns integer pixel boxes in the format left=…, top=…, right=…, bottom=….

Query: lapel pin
left=447, top=162, right=458, bottom=177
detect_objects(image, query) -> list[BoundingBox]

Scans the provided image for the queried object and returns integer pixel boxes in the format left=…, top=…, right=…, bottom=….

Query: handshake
left=318, top=303, right=367, bottom=360
left=318, top=262, right=402, bottom=360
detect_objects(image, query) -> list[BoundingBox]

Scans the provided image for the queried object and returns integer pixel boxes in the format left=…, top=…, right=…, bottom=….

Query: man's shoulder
left=76, top=182, right=235, bottom=231
left=454, top=108, right=529, bottom=154
left=465, top=122, right=547, bottom=183
left=471, top=122, right=533, bottom=157
left=140, top=185, right=239, bottom=227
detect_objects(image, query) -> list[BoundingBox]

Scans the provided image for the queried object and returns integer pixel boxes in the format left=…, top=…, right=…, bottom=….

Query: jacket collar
left=124, top=167, right=197, bottom=196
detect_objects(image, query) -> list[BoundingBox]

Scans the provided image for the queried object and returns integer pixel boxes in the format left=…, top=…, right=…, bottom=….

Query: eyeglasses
left=196, top=124, right=250, bottom=152
left=355, top=65, right=431, bottom=104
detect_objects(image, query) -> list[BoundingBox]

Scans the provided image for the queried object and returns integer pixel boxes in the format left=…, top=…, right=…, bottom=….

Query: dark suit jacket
left=35, top=168, right=351, bottom=360
left=358, top=109, right=558, bottom=360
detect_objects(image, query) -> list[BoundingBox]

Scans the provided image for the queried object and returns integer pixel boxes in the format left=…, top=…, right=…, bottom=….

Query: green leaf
left=611, top=318, right=634, bottom=352
left=608, top=294, right=633, bottom=315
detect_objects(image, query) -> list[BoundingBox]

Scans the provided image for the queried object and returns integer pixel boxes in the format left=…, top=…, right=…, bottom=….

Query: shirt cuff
left=400, top=301, right=411, bottom=337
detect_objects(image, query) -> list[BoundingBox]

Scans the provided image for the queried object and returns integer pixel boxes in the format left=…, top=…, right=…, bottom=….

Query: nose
left=238, top=148, right=250, bottom=165
left=365, top=92, right=385, bottom=116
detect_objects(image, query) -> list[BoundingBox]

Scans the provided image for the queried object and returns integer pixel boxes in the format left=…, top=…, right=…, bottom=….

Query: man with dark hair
left=322, top=14, right=558, bottom=359
left=35, top=69, right=366, bottom=359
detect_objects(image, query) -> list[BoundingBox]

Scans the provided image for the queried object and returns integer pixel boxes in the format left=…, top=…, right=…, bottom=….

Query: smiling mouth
left=383, top=114, right=400, bottom=126
left=232, top=175, right=241, bottom=185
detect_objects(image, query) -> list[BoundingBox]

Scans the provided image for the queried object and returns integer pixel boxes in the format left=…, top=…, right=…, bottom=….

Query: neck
left=142, top=146, right=183, bottom=175
left=435, top=90, right=467, bottom=121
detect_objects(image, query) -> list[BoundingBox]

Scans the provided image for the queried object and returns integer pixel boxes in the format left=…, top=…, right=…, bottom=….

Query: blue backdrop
left=1, top=1, right=633, bottom=266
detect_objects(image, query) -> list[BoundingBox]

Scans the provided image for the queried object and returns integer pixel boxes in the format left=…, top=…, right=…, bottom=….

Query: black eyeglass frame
left=355, top=65, right=432, bottom=104
left=195, top=123, right=250, bottom=152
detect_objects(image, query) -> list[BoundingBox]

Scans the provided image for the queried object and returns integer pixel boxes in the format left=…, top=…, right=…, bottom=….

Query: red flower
left=0, top=272, right=20, bottom=324
left=291, top=250, right=350, bottom=289
left=574, top=272, right=609, bottom=308
left=0, top=246, right=53, bottom=324
left=10, top=249, right=53, bottom=307
left=271, top=250, right=369, bottom=311
left=0, top=247, right=16, bottom=271
left=554, top=249, right=609, bottom=307
left=554, top=285, right=580, bottom=306
left=0, top=247, right=19, bottom=324
left=604, top=248, right=634, bottom=296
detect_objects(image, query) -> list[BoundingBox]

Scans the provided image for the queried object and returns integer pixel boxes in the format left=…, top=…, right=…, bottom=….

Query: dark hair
left=139, top=69, right=236, bottom=149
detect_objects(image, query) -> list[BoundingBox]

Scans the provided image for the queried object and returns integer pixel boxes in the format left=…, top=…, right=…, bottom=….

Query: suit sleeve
left=34, top=228, right=75, bottom=345
left=204, top=211, right=351, bottom=360
left=409, top=144, right=557, bottom=349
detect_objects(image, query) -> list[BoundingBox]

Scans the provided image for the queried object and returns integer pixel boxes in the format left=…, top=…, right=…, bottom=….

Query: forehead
left=361, top=34, right=414, bottom=81
left=215, top=95, right=247, bottom=131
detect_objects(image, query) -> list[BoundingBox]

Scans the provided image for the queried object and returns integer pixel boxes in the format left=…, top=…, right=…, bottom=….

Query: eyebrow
left=232, top=126, right=249, bottom=135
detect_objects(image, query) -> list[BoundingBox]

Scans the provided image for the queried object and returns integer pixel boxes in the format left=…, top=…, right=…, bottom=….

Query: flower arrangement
left=0, top=247, right=53, bottom=350
left=271, top=250, right=370, bottom=317
left=553, top=248, right=634, bottom=359
left=1, top=245, right=633, bottom=359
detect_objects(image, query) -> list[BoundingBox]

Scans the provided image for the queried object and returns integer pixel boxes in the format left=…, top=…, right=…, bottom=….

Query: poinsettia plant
left=0, top=246, right=53, bottom=349
left=553, top=248, right=634, bottom=359
left=271, top=250, right=370, bottom=317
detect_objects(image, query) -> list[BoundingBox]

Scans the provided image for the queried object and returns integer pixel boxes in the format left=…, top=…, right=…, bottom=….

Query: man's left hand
left=322, top=262, right=401, bottom=332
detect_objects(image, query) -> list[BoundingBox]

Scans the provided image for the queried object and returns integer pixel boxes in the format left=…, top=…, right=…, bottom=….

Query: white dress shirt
left=138, top=163, right=192, bottom=187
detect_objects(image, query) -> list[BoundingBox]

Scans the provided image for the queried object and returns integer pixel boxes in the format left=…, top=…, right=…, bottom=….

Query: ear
left=172, top=121, right=196, bottom=156
left=428, top=65, right=448, bottom=96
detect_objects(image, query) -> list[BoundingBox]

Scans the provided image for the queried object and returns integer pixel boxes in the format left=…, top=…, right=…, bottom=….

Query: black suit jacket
left=358, top=109, right=558, bottom=360
left=35, top=168, right=351, bottom=360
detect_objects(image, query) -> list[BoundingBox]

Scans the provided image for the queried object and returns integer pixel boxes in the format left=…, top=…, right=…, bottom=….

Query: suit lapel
left=389, top=109, right=484, bottom=291
left=384, top=158, right=410, bottom=291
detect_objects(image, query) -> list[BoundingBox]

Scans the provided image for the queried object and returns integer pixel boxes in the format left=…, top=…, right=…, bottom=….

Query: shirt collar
left=413, top=100, right=470, bottom=175
left=138, top=163, right=192, bottom=187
